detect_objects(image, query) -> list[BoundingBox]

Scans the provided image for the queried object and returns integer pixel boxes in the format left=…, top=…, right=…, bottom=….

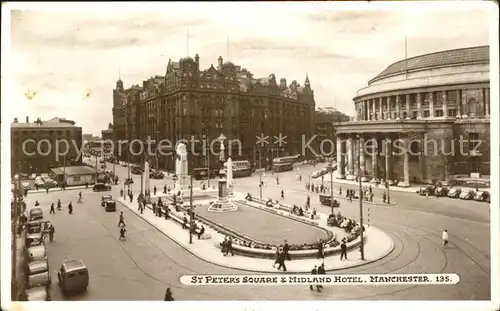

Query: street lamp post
left=330, top=162, right=334, bottom=215
left=357, top=135, right=365, bottom=260
left=189, top=154, right=194, bottom=244
left=12, top=161, right=21, bottom=300
left=204, top=134, right=210, bottom=188
left=259, top=150, right=263, bottom=199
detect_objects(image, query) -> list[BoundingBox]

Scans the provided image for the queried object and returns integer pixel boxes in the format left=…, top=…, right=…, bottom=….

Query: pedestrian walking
left=182, top=215, right=188, bottom=229
left=48, top=225, right=55, bottom=242
left=277, top=249, right=287, bottom=271
left=68, top=202, right=73, bottom=214
left=383, top=192, right=387, bottom=203
left=221, top=237, right=228, bottom=255
left=153, top=186, right=157, bottom=196
left=309, top=265, right=320, bottom=292
left=119, top=225, right=127, bottom=241
left=273, top=246, right=280, bottom=268
left=317, top=239, right=324, bottom=259
left=164, top=288, right=174, bottom=301
left=317, top=263, right=326, bottom=289
left=442, top=229, right=449, bottom=247
left=49, top=203, right=55, bottom=214
left=340, top=240, right=347, bottom=260
left=57, top=199, right=62, bottom=211
left=281, top=190, right=284, bottom=199
left=118, top=211, right=125, bottom=227
left=283, top=240, right=291, bottom=261
left=197, top=225, right=205, bottom=239
left=163, top=185, right=167, bottom=194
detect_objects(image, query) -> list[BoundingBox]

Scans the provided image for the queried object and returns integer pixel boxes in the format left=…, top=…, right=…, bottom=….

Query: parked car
left=29, top=207, right=44, bottom=221
left=57, top=260, right=89, bottom=294
left=105, top=200, right=116, bottom=212
left=447, top=188, right=461, bottom=198
left=459, top=189, right=475, bottom=200
left=124, top=178, right=134, bottom=185
left=44, top=179, right=58, bottom=188
left=25, top=245, right=47, bottom=263
left=417, top=186, right=435, bottom=196
left=121, top=162, right=128, bottom=167
left=25, top=233, right=44, bottom=248
left=22, top=286, right=51, bottom=301
left=26, top=259, right=51, bottom=288
left=26, top=220, right=50, bottom=234
left=40, top=173, right=49, bottom=180
left=434, top=187, right=449, bottom=197
left=30, top=173, right=37, bottom=180
left=93, top=183, right=111, bottom=192
left=131, top=167, right=142, bottom=174
left=22, top=181, right=32, bottom=190
left=101, top=195, right=113, bottom=207
left=474, top=191, right=489, bottom=202
left=150, top=171, right=164, bottom=179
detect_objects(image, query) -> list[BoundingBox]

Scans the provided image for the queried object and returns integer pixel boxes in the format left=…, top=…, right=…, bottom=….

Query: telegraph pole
left=357, top=135, right=365, bottom=260
left=330, top=162, right=334, bottom=215
left=63, top=153, right=67, bottom=188
left=205, top=134, right=210, bottom=188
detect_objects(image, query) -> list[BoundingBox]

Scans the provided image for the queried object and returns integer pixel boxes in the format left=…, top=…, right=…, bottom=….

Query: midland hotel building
left=335, top=46, right=490, bottom=187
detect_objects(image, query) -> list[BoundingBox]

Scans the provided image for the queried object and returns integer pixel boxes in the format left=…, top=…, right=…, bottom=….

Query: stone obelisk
left=143, top=160, right=151, bottom=203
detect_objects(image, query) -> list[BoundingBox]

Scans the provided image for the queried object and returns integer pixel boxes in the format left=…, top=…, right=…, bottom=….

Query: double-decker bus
left=223, top=160, right=253, bottom=178
left=272, top=155, right=300, bottom=172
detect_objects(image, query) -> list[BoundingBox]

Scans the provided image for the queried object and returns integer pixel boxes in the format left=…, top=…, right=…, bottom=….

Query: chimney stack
left=14, top=118, right=18, bottom=123
left=26, top=116, right=29, bottom=123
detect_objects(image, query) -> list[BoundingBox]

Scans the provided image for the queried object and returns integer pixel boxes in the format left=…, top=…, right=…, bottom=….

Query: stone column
left=335, top=135, right=345, bottom=178
left=370, top=137, right=378, bottom=182
left=359, top=137, right=365, bottom=176
left=442, top=91, right=448, bottom=117
left=379, top=98, right=383, bottom=120
left=429, top=91, right=435, bottom=118
left=347, top=136, right=354, bottom=175
left=385, top=138, right=392, bottom=182
left=371, top=99, right=376, bottom=120
left=405, top=94, right=411, bottom=119
left=396, top=95, right=401, bottom=119
left=401, top=136, right=410, bottom=187
left=456, top=90, right=462, bottom=117
left=485, top=89, right=490, bottom=116
left=461, top=89, right=467, bottom=118
left=416, top=93, right=422, bottom=119
left=478, top=89, right=484, bottom=117
left=386, top=96, right=391, bottom=119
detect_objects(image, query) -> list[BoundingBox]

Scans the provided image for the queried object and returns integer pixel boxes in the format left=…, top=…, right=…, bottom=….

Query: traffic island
left=117, top=192, right=395, bottom=273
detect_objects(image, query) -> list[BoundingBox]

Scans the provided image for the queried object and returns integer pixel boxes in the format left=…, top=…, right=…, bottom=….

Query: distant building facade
left=335, top=46, right=490, bottom=186
left=314, top=107, right=351, bottom=156
left=113, top=55, right=315, bottom=171
left=101, top=123, right=114, bottom=141
left=11, top=117, right=83, bottom=175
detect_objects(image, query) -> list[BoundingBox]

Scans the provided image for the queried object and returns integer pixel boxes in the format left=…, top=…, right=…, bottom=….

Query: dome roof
left=370, top=45, right=489, bottom=84
left=223, top=61, right=235, bottom=67
left=180, top=57, right=194, bottom=63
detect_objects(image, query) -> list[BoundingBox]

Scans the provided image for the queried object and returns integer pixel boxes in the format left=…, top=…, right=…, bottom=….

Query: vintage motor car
left=25, top=244, right=47, bottom=263
left=105, top=200, right=116, bottom=212
left=447, top=188, right=461, bottom=198
left=93, top=183, right=111, bottom=192
left=124, top=178, right=134, bottom=185
left=26, top=259, right=51, bottom=288
left=319, top=194, right=340, bottom=207
left=25, top=232, right=44, bottom=248
left=459, top=190, right=475, bottom=200
left=29, top=207, right=44, bottom=221
left=417, top=186, right=435, bottom=196
left=434, top=187, right=449, bottom=197
left=473, top=191, right=489, bottom=202
left=58, top=260, right=89, bottom=294
left=22, top=286, right=51, bottom=301
left=101, top=195, right=113, bottom=207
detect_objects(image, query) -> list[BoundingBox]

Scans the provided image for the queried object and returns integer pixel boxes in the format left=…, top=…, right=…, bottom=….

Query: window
left=183, top=108, right=187, bottom=116
left=469, top=157, right=480, bottom=173
left=435, top=110, right=443, bottom=117
left=468, top=133, right=479, bottom=152
left=402, top=112, right=407, bottom=119
left=411, top=111, right=417, bottom=119
left=73, top=176, right=81, bottom=182
left=423, top=110, right=430, bottom=118
left=393, top=112, right=398, bottom=119
left=219, top=122, right=224, bottom=129
left=448, top=109, right=457, bottom=117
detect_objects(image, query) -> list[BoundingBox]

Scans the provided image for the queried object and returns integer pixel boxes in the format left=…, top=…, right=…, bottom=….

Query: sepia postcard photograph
left=1, top=1, right=498, bottom=311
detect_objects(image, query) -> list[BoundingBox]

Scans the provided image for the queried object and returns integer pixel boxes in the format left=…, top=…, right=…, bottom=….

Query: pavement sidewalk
left=118, top=193, right=394, bottom=273
left=27, top=185, right=89, bottom=194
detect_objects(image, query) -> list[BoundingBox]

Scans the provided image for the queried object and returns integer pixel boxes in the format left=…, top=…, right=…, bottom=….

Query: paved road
left=23, top=160, right=490, bottom=300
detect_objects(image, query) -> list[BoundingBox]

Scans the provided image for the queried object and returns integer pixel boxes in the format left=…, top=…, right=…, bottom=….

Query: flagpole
left=187, top=29, right=189, bottom=57
left=405, top=36, right=408, bottom=79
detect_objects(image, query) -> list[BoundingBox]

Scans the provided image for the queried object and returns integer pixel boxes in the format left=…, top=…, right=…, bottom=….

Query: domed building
left=335, top=46, right=490, bottom=186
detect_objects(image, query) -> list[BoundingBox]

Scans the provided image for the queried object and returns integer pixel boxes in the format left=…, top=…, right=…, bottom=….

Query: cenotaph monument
left=226, top=157, right=234, bottom=197
left=143, top=160, right=151, bottom=203
left=175, top=143, right=190, bottom=192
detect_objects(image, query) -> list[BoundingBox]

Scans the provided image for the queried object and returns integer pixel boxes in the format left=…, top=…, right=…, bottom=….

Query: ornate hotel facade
left=112, top=55, right=315, bottom=171
left=335, top=46, right=490, bottom=186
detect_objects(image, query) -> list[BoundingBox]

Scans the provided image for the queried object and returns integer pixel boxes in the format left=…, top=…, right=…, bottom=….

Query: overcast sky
left=4, top=2, right=494, bottom=135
